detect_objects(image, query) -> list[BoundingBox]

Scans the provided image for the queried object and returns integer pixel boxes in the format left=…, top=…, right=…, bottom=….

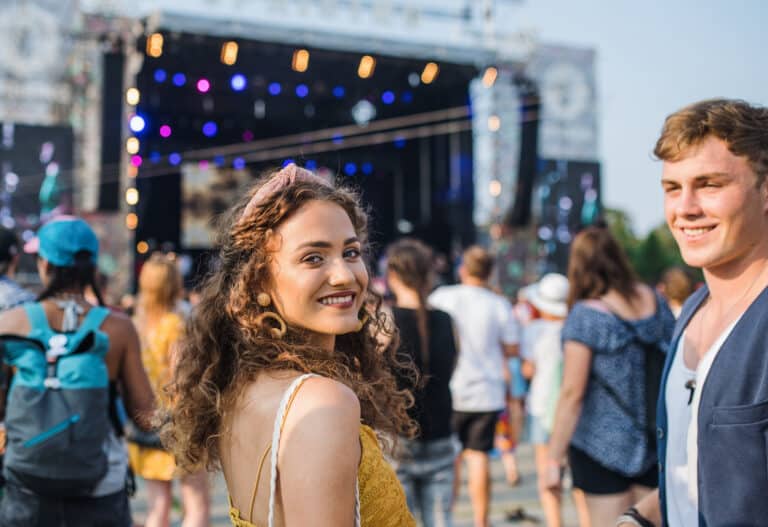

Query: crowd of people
left=0, top=97, right=763, bottom=527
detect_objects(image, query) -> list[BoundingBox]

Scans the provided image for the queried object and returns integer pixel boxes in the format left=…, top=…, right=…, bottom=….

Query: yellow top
left=228, top=376, right=414, bottom=527
left=138, top=312, right=183, bottom=403
left=128, top=312, right=184, bottom=481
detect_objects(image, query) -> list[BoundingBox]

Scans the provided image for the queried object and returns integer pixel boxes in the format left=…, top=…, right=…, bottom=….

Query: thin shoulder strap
left=245, top=442, right=273, bottom=522
left=267, top=373, right=318, bottom=527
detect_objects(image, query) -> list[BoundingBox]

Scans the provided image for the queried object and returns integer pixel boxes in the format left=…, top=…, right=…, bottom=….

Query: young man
left=429, top=245, right=519, bottom=527
left=618, top=99, right=768, bottom=526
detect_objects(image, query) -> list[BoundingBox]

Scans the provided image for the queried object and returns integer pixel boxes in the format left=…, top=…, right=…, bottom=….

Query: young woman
left=385, top=238, right=458, bottom=527
left=0, top=217, right=154, bottom=526
left=129, top=253, right=209, bottom=527
left=544, top=227, right=675, bottom=526
left=161, top=164, right=417, bottom=527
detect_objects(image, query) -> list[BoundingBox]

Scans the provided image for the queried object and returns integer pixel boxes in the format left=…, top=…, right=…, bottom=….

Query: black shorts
left=452, top=410, right=500, bottom=452
left=0, top=484, right=132, bottom=527
left=568, top=446, right=658, bottom=495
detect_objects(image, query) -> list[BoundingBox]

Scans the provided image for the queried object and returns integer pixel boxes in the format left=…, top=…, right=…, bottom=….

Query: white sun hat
left=527, top=273, right=569, bottom=317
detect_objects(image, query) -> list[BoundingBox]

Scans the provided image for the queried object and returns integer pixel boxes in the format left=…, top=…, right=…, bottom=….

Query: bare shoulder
left=290, top=376, right=361, bottom=421
left=280, top=376, right=361, bottom=452
left=277, top=376, right=362, bottom=524
left=100, top=309, right=138, bottom=337
left=0, top=306, right=30, bottom=335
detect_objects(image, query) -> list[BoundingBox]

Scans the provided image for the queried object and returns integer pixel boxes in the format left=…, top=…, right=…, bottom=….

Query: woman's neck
left=394, top=288, right=422, bottom=309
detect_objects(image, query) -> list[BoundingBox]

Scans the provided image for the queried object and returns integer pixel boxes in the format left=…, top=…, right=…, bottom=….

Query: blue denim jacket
left=657, top=285, right=768, bottom=526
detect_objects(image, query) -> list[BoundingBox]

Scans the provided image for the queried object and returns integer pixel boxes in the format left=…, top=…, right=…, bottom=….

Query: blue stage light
left=129, top=115, right=146, bottom=133
left=202, top=121, right=218, bottom=137
left=401, top=91, right=413, bottom=103
left=154, top=69, right=167, bottom=83
left=305, top=160, right=317, bottom=170
left=332, top=85, right=345, bottom=98
left=344, top=162, right=357, bottom=176
left=295, top=84, right=309, bottom=98
left=361, top=162, right=373, bottom=175
left=381, top=91, right=395, bottom=105
left=282, top=159, right=294, bottom=167
left=394, top=136, right=406, bottom=149
left=230, top=74, right=247, bottom=92
left=169, top=153, right=181, bottom=165
left=268, top=82, right=282, bottom=95
left=149, top=151, right=162, bottom=164
left=214, top=155, right=225, bottom=167
left=172, top=73, right=186, bottom=87
left=332, top=134, right=344, bottom=145
left=233, top=157, right=246, bottom=170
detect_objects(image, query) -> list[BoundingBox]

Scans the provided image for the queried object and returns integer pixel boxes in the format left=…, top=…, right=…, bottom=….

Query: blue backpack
left=1, top=302, right=111, bottom=496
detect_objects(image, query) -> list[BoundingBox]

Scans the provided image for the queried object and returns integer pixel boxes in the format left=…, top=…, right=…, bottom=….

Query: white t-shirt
left=429, top=284, right=520, bottom=412
left=521, top=319, right=563, bottom=420
left=665, top=320, right=739, bottom=526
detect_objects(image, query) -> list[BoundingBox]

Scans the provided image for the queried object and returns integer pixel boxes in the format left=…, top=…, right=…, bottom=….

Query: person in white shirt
left=429, top=245, right=519, bottom=527
left=521, top=273, right=590, bottom=527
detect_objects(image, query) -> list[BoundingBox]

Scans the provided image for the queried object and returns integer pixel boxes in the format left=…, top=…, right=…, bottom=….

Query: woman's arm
left=113, top=314, right=155, bottom=429
left=278, top=376, right=362, bottom=526
left=521, top=359, right=536, bottom=380
left=544, top=339, right=592, bottom=489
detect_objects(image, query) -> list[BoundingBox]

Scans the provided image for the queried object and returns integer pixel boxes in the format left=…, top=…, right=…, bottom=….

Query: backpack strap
left=76, top=307, right=110, bottom=335
left=66, top=307, right=110, bottom=352
left=23, top=303, right=52, bottom=336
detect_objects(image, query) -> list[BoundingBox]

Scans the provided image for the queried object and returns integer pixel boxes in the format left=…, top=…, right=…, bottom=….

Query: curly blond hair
left=159, top=167, right=417, bottom=472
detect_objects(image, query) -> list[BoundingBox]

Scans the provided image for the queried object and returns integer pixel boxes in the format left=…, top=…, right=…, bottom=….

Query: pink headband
left=240, top=163, right=332, bottom=220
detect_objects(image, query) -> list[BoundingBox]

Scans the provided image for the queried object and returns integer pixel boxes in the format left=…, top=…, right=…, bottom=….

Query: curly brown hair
left=160, top=167, right=417, bottom=472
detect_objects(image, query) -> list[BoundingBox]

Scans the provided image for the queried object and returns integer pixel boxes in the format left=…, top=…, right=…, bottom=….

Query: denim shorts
left=525, top=413, right=550, bottom=445
left=0, top=483, right=132, bottom=527
left=508, top=358, right=529, bottom=399
left=393, top=436, right=458, bottom=527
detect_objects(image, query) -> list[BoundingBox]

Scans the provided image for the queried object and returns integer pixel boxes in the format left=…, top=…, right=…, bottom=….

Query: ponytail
left=37, top=251, right=103, bottom=306
left=386, top=238, right=434, bottom=377
left=415, top=290, right=430, bottom=376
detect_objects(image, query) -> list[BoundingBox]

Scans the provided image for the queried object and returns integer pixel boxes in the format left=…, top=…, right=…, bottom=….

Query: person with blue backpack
left=0, top=216, right=155, bottom=526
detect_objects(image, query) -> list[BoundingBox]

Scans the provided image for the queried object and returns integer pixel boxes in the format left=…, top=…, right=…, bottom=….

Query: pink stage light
left=130, top=155, right=143, bottom=167
left=196, top=78, right=211, bottom=93
left=159, top=125, right=172, bottom=138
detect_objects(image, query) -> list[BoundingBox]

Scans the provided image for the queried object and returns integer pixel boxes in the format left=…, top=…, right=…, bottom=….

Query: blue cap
left=27, top=217, right=99, bottom=267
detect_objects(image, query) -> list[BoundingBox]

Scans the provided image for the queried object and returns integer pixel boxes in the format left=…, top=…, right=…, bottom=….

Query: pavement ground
left=130, top=441, right=583, bottom=526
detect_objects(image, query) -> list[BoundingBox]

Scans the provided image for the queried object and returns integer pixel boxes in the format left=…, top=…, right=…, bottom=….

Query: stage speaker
left=98, top=51, right=123, bottom=211
left=505, top=75, right=540, bottom=227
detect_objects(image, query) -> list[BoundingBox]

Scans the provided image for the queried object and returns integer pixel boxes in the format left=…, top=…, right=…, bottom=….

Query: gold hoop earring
left=257, top=312, right=287, bottom=339
left=257, top=292, right=272, bottom=307
left=356, top=313, right=370, bottom=332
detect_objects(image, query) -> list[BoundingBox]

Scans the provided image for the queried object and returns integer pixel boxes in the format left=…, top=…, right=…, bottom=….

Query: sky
left=510, top=0, right=768, bottom=235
